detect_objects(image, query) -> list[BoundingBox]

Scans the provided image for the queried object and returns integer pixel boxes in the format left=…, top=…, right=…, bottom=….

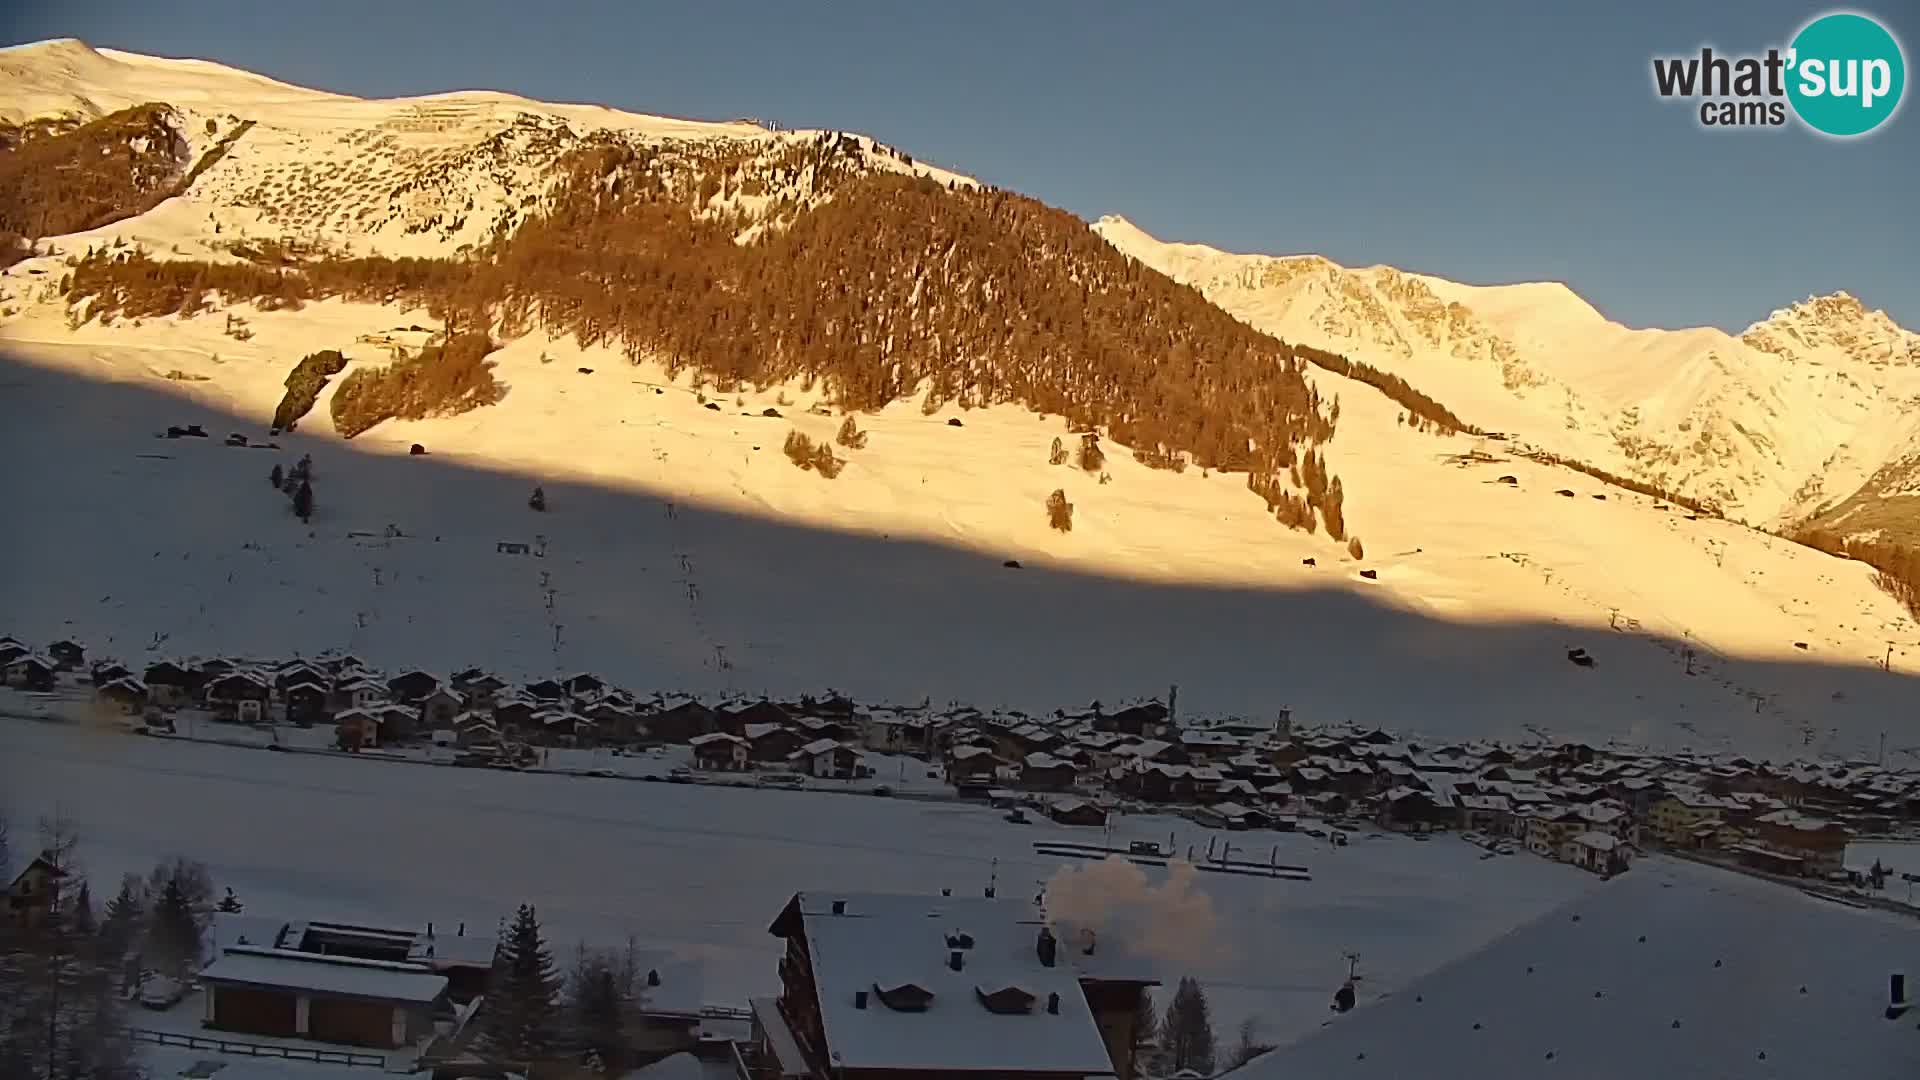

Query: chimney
left=1037, top=926, right=1057, bottom=968
left=854, top=990, right=869, bottom=1010
left=832, top=899, right=846, bottom=916
left=1047, top=992, right=1060, bottom=1015
left=1890, top=972, right=1910, bottom=1020
left=948, top=949, right=965, bottom=972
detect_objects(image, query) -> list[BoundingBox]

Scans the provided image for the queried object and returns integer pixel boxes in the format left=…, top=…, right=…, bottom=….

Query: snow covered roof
left=772, top=892, right=1119, bottom=1075
left=1240, top=860, right=1920, bottom=1078
left=799, top=738, right=847, bottom=756
left=690, top=732, right=745, bottom=747
left=1570, top=831, right=1620, bottom=851
left=200, top=947, right=448, bottom=1003
left=1023, top=752, right=1071, bottom=770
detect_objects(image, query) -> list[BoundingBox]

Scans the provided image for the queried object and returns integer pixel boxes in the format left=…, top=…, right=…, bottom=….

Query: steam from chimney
left=1041, top=857, right=1219, bottom=970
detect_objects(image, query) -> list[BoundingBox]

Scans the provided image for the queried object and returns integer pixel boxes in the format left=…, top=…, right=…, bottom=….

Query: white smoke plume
left=1041, top=856, right=1221, bottom=970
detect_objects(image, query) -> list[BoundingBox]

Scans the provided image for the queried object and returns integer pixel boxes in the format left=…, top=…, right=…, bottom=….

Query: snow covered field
left=0, top=719, right=1595, bottom=1045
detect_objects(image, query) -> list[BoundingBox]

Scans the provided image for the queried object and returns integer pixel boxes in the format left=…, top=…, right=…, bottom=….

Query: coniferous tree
left=149, top=876, right=201, bottom=977
left=571, top=952, right=628, bottom=1070
left=293, top=478, right=313, bottom=522
left=1046, top=489, right=1073, bottom=532
left=1161, top=976, right=1217, bottom=1076
left=99, top=874, right=145, bottom=964
left=529, top=486, right=547, bottom=512
left=1049, top=436, right=1068, bottom=466
left=216, top=886, right=243, bottom=914
left=835, top=415, right=867, bottom=450
left=483, top=903, right=562, bottom=1065
left=269, top=463, right=283, bottom=488
left=69, top=881, right=96, bottom=937
left=1132, top=986, right=1159, bottom=1052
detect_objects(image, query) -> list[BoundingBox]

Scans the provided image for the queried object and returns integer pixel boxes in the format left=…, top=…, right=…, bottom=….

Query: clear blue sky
left=6, top=1, right=1916, bottom=332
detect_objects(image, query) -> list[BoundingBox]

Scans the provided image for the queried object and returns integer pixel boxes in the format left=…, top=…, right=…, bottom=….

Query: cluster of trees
left=271, top=453, right=315, bottom=522
left=329, top=332, right=505, bottom=438
left=1046, top=488, right=1074, bottom=532
left=0, top=103, right=190, bottom=246
left=272, top=348, right=348, bottom=431
left=63, top=150, right=1351, bottom=533
left=834, top=416, right=868, bottom=450
left=1133, top=976, right=1272, bottom=1076
left=479, top=903, right=662, bottom=1074
left=0, top=811, right=223, bottom=1080
left=1296, top=343, right=1477, bottom=435
left=783, top=430, right=845, bottom=478
left=1791, top=528, right=1920, bottom=620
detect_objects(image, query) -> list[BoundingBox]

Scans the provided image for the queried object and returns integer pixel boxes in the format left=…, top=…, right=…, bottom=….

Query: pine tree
left=269, top=463, right=283, bottom=488
left=529, top=486, right=547, bottom=512
left=216, top=886, right=243, bottom=913
left=483, top=903, right=562, bottom=1065
left=835, top=415, right=867, bottom=450
left=1132, top=986, right=1159, bottom=1051
left=69, top=881, right=96, bottom=936
left=1049, top=436, right=1067, bottom=466
left=100, top=874, right=145, bottom=964
left=573, top=955, right=627, bottom=1069
left=149, top=877, right=201, bottom=977
left=1046, top=489, right=1073, bottom=532
left=293, top=478, right=313, bottom=522
left=1161, top=976, right=1217, bottom=1076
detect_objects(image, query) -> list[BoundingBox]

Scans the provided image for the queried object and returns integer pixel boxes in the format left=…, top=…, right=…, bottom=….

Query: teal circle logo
left=1787, top=12, right=1906, bottom=136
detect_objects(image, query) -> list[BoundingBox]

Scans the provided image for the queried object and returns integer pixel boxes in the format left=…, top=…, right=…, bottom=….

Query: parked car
left=139, top=975, right=186, bottom=1010
left=758, top=772, right=805, bottom=788
left=668, top=767, right=694, bottom=783
left=871, top=785, right=894, bottom=797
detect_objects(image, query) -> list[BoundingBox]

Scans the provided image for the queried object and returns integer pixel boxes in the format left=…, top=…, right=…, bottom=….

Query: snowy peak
left=1094, top=216, right=1920, bottom=529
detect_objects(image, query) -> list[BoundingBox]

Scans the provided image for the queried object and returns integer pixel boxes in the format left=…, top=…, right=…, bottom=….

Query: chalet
left=142, top=660, right=195, bottom=706
left=748, top=724, right=807, bottom=764
left=646, top=699, right=717, bottom=743
left=376, top=703, right=422, bottom=744
left=197, top=657, right=239, bottom=679
left=1097, top=700, right=1170, bottom=737
left=1525, top=806, right=1587, bottom=855
left=1119, top=739, right=1184, bottom=765
left=282, top=682, right=331, bottom=726
left=862, top=710, right=930, bottom=755
left=795, top=714, right=856, bottom=744
left=333, top=675, right=386, bottom=713
left=1266, top=740, right=1310, bottom=768
left=1259, top=781, right=1295, bottom=808
left=1185, top=765, right=1227, bottom=803
left=386, top=670, right=440, bottom=704
left=1561, top=831, right=1630, bottom=876
left=89, top=661, right=131, bottom=687
left=205, top=671, right=271, bottom=723
left=452, top=711, right=501, bottom=749
left=1649, top=788, right=1730, bottom=845
left=1021, top=752, right=1079, bottom=792
left=417, top=687, right=462, bottom=730
left=1198, top=801, right=1270, bottom=831
left=792, top=739, right=864, bottom=780
left=724, top=700, right=794, bottom=736
left=94, top=676, right=149, bottom=715
left=1457, top=794, right=1512, bottom=834
left=1120, top=762, right=1197, bottom=804
left=1214, top=777, right=1261, bottom=804
left=320, top=653, right=368, bottom=676
left=1050, top=797, right=1108, bottom=827
left=0, top=636, right=26, bottom=664
left=492, top=697, right=539, bottom=732
left=691, top=732, right=750, bottom=771
left=198, top=944, right=448, bottom=1049
left=586, top=700, right=641, bottom=742
left=524, top=678, right=566, bottom=703
left=947, top=744, right=1003, bottom=784
left=1179, top=729, right=1245, bottom=763
left=4, top=654, right=56, bottom=691
left=564, top=672, right=606, bottom=699
left=1377, top=787, right=1450, bottom=832
left=1749, top=810, right=1852, bottom=877
left=335, top=708, right=380, bottom=750
left=46, top=639, right=85, bottom=671
left=6, top=851, right=67, bottom=928
left=274, top=661, right=327, bottom=692
left=752, top=892, right=1156, bottom=1080
left=533, top=708, right=591, bottom=745
left=456, top=672, right=507, bottom=706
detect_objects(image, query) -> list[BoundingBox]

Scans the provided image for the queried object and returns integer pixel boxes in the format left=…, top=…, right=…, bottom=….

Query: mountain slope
left=0, top=40, right=1915, bottom=758
left=1092, top=216, right=1920, bottom=529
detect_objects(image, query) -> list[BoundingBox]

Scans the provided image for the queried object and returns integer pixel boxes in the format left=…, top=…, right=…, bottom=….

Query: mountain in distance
left=1, top=39, right=1916, bottom=758
left=1091, top=216, right=1920, bottom=535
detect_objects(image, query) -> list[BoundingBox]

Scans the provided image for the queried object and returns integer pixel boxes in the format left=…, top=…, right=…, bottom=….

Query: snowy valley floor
left=1, top=718, right=1597, bottom=1046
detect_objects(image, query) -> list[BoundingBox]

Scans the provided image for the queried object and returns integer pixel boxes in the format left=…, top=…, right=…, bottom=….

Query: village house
left=646, top=699, right=718, bottom=743
left=1648, top=788, right=1731, bottom=846
left=1049, top=797, right=1108, bottom=827
left=6, top=851, right=68, bottom=928
left=564, top=671, right=606, bottom=700
left=1119, top=761, right=1197, bottom=804
left=454, top=671, right=507, bottom=707
left=491, top=696, right=539, bottom=733
left=206, top=670, right=271, bottom=723
left=46, top=638, right=85, bottom=671
left=946, top=744, right=1003, bottom=785
left=1457, top=793, right=1512, bottom=834
left=385, top=670, right=441, bottom=704
left=332, top=674, right=387, bottom=714
left=90, top=661, right=132, bottom=687
left=452, top=711, right=501, bottom=749
left=1021, top=752, right=1079, bottom=792
left=534, top=708, right=592, bottom=746
left=375, top=703, right=423, bottom=743
left=417, top=686, right=463, bottom=730
left=1096, top=700, right=1171, bottom=738
left=335, top=708, right=381, bottom=750
left=1377, top=787, right=1450, bottom=832
left=723, top=700, right=794, bottom=736
left=524, top=678, right=566, bottom=703
left=142, top=660, right=195, bottom=707
left=745, top=891, right=1157, bottom=1080
left=282, top=681, right=332, bottom=726
left=94, top=676, right=149, bottom=715
left=691, top=732, right=750, bottom=771
left=792, top=739, right=864, bottom=780
left=198, top=943, right=448, bottom=1050
left=1524, top=805, right=1587, bottom=855
left=4, top=654, right=56, bottom=691
left=0, top=636, right=27, bottom=665
left=274, top=661, right=327, bottom=693
left=748, top=723, right=807, bottom=765
left=1746, top=810, right=1852, bottom=878
left=1560, top=831, right=1630, bottom=876
left=586, top=699, right=642, bottom=742
left=1198, top=801, right=1272, bottom=831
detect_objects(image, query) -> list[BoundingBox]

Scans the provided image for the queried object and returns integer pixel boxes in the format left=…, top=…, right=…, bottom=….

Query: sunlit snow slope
left=0, top=40, right=1916, bottom=758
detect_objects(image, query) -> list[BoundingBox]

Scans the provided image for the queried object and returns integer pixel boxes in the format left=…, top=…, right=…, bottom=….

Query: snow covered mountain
left=2, top=40, right=1917, bottom=759
left=1093, top=216, right=1920, bottom=530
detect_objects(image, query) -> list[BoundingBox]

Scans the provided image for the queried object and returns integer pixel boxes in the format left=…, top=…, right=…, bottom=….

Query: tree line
left=1790, top=527, right=1920, bottom=622
left=0, top=103, right=191, bottom=266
